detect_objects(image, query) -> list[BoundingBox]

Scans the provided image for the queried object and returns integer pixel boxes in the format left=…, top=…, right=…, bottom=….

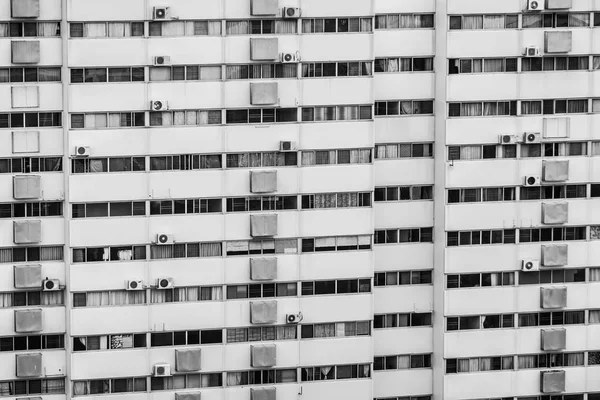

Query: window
left=149, top=110, right=222, bottom=126
left=149, top=154, right=221, bottom=171
left=447, top=144, right=516, bottom=160
left=375, top=143, right=434, bottom=159
left=72, top=157, right=145, bottom=174
left=225, top=19, right=296, bottom=35
left=446, top=229, right=516, bottom=246
left=149, top=20, right=221, bottom=37
left=150, top=242, right=222, bottom=260
left=302, top=62, right=373, bottom=77
left=72, top=290, right=146, bottom=307
left=301, top=105, right=372, bottom=121
left=0, top=67, right=61, bottom=83
left=227, top=196, right=297, bottom=212
left=226, top=108, right=297, bottom=124
left=374, top=186, right=433, bottom=202
left=375, top=57, right=434, bottom=73
left=301, top=364, right=370, bottom=381
left=226, top=239, right=298, bottom=256
left=302, top=17, right=373, bottom=33
left=227, top=325, right=298, bottom=343
left=0, top=157, right=62, bottom=174
left=522, top=13, right=590, bottom=29
left=374, top=313, right=432, bottom=328
left=70, top=67, right=145, bottom=83
left=226, top=63, right=297, bottom=80
left=520, top=185, right=587, bottom=200
left=72, top=245, right=146, bottom=263
left=301, top=192, right=370, bottom=209
left=447, top=187, right=516, bottom=203
left=301, top=149, right=371, bottom=165
left=374, top=228, right=434, bottom=244
left=449, top=14, right=518, bottom=30
left=73, top=333, right=146, bottom=351
left=446, top=356, right=514, bottom=374
left=374, top=354, right=431, bottom=370
left=0, top=21, right=61, bottom=37
left=0, top=202, right=62, bottom=218
left=375, top=100, right=434, bottom=116
left=72, top=202, right=146, bottom=218
left=301, top=321, right=370, bottom=339
left=448, top=58, right=518, bottom=74
left=518, top=310, right=585, bottom=327
left=226, top=152, right=296, bottom=168
left=0, top=113, right=61, bottom=129
left=300, top=236, right=371, bottom=253
left=70, top=22, right=145, bottom=37
left=150, top=286, right=222, bottom=304
left=150, top=199, right=222, bottom=215
left=375, top=270, right=433, bottom=286
left=0, top=246, right=63, bottom=263
left=70, top=112, right=144, bottom=129
left=150, top=65, right=222, bottom=81
left=227, top=283, right=296, bottom=299
left=375, top=14, right=434, bottom=29
left=300, top=279, right=371, bottom=296
left=0, top=378, right=65, bottom=396
left=446, top=272, right=515, bottom=288
left=518, top=226, right=587, bottom=243
left=448, top=101, right=517, bottom=117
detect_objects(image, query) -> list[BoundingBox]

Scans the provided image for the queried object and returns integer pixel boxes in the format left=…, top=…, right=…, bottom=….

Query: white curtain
left=0, top=293, right=11, bottom=307
left=226, top=21, right=248, bottom=35
left=150, top=67, right=170, bottom=81
left=460, top=146, right=482, bottom=160
left=590, top=268, right=600, bottom=281
left=518, top=355, right=536, bottom=369
left=39, top=22, right=60, bottom=36
left=208, top=21, right=222, bottom=35
left=275, top=20, right=297, bottom=33
left=108, top=23, right=129, bottom=37
left=0, top=23, right=8, bottom=37
left=589, top=310, right=600, bottom=323
left=162, top=22, right=185, bottom=36
left=461, top=16, right=482, bottom=29
left=483, top=15, right=504, bottom=29
left=200, top=66, right=222, bottom=80
left=84, top=23, right=107, bottom=37
left=87, top=291, right=110, bottom=306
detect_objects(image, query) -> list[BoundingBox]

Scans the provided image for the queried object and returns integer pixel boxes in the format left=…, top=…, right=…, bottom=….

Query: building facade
left=1, top=0, right=600, bottom=399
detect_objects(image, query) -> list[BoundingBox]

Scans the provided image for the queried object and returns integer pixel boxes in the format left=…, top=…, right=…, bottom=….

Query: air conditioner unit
left=525, top=46, right=542, bottom=57
left=74, top=146, right=90, bottom=157
left=156, top=277, right=174, bottom=289
left=279, top=141, right=297, bottom=151
left=498, top=135, right=518, bottom=144
left=42, top=279, right=60, bottom=291
left=126, top=280, right=144, bottom=291
left=280, top=52, right=299, bottom=63
left=150, top=100, right=169, bottom=111
left=524, top=176, right=541, bottom=186
left=522, top=259, right=540, bottom=272
left=156, top=233, right=174, bottom=245
left=286, top=313, right=302, bottom=324
left=153, top=6, right=169, bottom=20
left=152, top=363, right=171, bottom=377
left=524, top=132, right=541, bottom=144
left=527, top=0, right=544, bottom=11
left=153, top=56, right=171, bottom=66
left=283, top=7, right=300, bottom=18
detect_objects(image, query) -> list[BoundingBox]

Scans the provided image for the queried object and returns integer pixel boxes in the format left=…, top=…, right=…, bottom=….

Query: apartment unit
left=1, top=0, right=600, bottom=399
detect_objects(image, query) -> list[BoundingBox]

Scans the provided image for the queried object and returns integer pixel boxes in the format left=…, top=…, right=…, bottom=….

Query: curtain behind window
left=84, top=23, right=106, bottom=37
left=483, top=15, right=504, bottom=29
